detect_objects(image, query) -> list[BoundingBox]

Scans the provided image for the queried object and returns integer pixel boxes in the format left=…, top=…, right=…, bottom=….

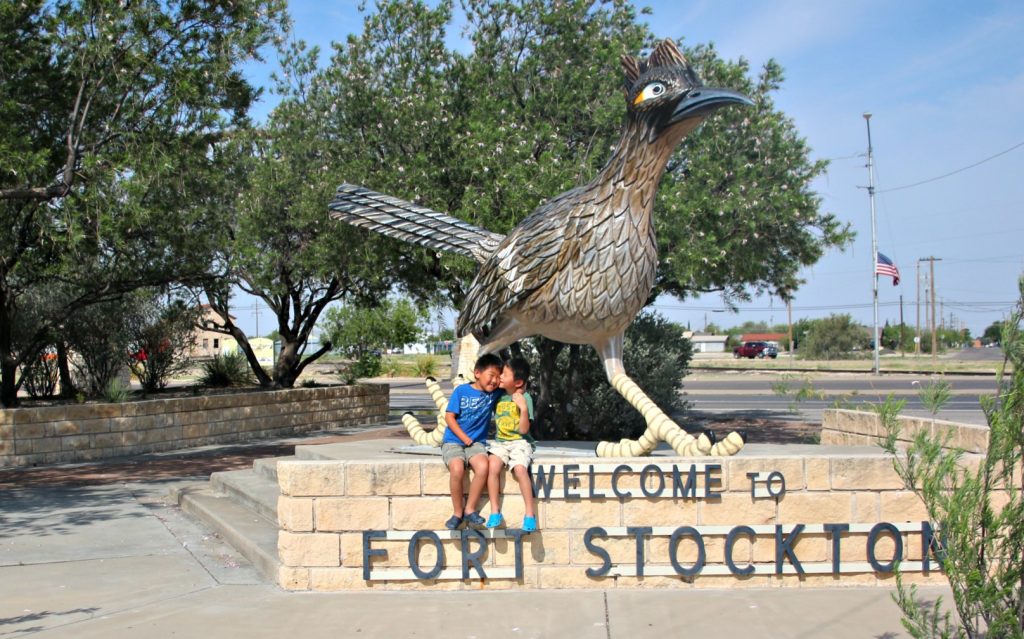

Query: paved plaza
left=1, top=424, right=955, bottom=638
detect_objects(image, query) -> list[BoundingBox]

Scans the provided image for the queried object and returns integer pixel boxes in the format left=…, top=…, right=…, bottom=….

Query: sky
left=232, top=0, right=1024, bottom=340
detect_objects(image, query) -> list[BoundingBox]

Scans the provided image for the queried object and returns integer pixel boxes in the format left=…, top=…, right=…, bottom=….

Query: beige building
left=190, top=305, right=235, bottom=360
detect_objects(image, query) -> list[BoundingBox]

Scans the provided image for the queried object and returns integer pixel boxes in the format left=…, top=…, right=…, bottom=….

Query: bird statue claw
left=401, top=377, right=451, bottom=447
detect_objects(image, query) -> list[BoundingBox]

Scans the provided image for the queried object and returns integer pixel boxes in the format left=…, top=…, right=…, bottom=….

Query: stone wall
left=0, top=384, right=388, bottom=468
left=822, top=409, right=989, bottom=453
left=275, top=451, right=958, bottom=591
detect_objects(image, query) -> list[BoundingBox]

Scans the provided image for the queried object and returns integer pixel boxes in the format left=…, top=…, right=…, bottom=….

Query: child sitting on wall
left=485, top=357, right=537, bottom=532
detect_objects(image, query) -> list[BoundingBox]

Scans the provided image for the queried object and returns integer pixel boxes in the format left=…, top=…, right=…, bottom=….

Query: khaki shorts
left=487, top=439, right=533, bottom=471
left=441, top=441, right=487, bottom=467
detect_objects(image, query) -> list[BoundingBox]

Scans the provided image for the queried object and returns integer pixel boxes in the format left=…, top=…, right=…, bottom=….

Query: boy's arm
left=444, top=412, right=473, bottom=446
left=512, top=392, right=530, bottom=435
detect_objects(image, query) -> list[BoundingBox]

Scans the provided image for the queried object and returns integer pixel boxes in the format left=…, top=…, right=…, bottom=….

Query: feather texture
left=328, top=183, right=504, bottom=264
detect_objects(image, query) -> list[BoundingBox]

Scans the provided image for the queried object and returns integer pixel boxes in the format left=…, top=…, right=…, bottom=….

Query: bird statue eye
left=634, top=82, right=667, bottom=106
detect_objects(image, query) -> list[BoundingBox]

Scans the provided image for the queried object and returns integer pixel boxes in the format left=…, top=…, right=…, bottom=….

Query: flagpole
left=864, top=112, right=880, bottom=376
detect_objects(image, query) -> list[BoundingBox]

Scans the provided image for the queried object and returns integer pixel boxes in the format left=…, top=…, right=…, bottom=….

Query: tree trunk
left=57, top=341, right=76, bottom=399
left=534, top=338, right=564, bottom=439
left=1, top=355, right=18, bottom=408
left=273, top=340, right=301, bottom=388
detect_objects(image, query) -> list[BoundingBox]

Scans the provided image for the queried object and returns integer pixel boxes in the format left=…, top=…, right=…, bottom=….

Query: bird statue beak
left=666, top=87, right=753, bottom=126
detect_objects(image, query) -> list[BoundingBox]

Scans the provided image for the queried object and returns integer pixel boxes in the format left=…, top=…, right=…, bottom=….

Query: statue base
left=275, top=439, right=955, bottom=591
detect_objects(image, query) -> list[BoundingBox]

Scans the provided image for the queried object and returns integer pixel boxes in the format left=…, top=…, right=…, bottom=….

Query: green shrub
left=103, top=378, right=130, bottom=403
left=348, top=352, right=382, bottom=379
left=199, top=352, right=255, bottom=387
left=521, top=311, right=691, bottom=441
left=414, top=354, right=438, bottom=377
left=22, top=351, right=59, bottom=398
left=382, top=356, right=402, bottom=378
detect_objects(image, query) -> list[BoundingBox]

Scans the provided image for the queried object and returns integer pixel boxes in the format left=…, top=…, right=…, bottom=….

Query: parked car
left=733, top=341, right=778, bottom=359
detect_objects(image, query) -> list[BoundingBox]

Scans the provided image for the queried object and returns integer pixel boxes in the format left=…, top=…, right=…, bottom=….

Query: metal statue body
left=330, top=39, right=751, bottom=457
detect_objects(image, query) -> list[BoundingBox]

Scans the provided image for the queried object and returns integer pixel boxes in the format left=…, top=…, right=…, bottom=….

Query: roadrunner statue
left=330, top=39, right=751, bottom=457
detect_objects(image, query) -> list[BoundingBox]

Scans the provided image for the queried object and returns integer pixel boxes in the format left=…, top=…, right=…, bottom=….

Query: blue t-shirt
left=443, top=383, right=499, bottom=445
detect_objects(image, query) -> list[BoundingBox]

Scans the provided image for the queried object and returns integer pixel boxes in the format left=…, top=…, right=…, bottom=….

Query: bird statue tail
left=328, top=183, right=505, bottom=264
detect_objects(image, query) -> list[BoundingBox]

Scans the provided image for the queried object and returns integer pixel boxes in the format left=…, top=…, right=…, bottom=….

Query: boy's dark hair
left=504, top=357, right=531, bottom=384
left=474, top=353, right=503, bottom=372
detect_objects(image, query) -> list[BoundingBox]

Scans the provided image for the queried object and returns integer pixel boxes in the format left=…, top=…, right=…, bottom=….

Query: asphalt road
left=385, top=372, right=995, bottom=426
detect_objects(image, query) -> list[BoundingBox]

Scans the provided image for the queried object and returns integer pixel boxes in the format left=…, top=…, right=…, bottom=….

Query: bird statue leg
left=400, top=376, right=455, bottom=446
left=593, top=335, right=745, bottom=457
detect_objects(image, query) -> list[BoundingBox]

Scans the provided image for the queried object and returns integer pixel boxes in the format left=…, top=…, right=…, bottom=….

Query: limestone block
left=776, top=493, right=853, bottom=524
left=16, top=405, right=66, bottom=424
left=346, top=462, right=421, bottom=496
left=60, top=435, right=92, bottom=452
left=493, top=531, right=570, bottom=566
left=91, top=432, right=120, bottom=446
left=15, top=423, right=48, bottom=439
left=20, top=436, right=61, bottom=454
left=541, top=497, right=620, bottom=529
left=851, top=492, right=880, bottom=523
left=699, top=494, right=776, bottom=526
left=0, top=437, right=13, bottom=457
left=379, top=577, right=464, bottom=591
left=538, top=566, right=613, bottom=589
left=278, top=461, right=345, bottom=497
left=830, top=457, right=904, bottom=490
left=805, top=458, right=830, bottom=491
left=957, top=425, right=990, bottom=454
left=316, top=497, right=389, bottom=531
left=278, top=497, right=315, bottom=532
left=391, top=497, right=451, bottom=530
left=308, top=567, right=371, bottom=591
left=727, top=458, right=805, bottom=492
left=880, top=491, right=930, bottom=522
left=622, top=497, right=698, bottom=527
left=486, top=495, right=526, bottom=523
left=279, top=566, right=311, bottom=590
left=278, top=531, right=341, bottom=567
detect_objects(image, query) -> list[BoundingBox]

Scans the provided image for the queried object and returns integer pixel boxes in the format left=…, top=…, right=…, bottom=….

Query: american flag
left=876, top=252, right=900, bottom=286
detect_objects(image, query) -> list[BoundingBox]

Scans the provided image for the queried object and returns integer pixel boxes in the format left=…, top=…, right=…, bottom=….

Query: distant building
left=190, top=305, right=236, bottom=360
left=687, top=333, right=729, bottom=353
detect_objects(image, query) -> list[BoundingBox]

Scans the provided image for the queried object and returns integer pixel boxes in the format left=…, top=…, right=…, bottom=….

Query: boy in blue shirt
left=442, top=353, right=503, bottom=529
left=485, top=357, right=538, bottom=532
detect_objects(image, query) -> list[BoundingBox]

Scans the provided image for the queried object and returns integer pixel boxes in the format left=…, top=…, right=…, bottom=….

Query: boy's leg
left=512, top=465, right=535, bottom=518
left=486, top=453, right=504, bottom=515
left=465, top=451, right=489, bottom=516
left=447, top=458, right=466, bottom=517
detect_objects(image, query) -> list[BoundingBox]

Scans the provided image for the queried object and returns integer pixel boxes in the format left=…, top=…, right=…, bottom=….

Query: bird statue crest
left=329, top=38, right=752, bottom=457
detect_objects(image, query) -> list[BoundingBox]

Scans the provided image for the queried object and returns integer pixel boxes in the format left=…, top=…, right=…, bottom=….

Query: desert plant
left=917, top=378, right=953, bottom=416
left=414, top=354, right=438, bottom=378
left=382, top=356, right=403, bottom=378
left=199, top=352, right=255, bottom=387
left=103, top=379, right=130, bottom=403
left=64, top=298, right=137, bottom=397
left=880, top=276, right=1024, bottom=638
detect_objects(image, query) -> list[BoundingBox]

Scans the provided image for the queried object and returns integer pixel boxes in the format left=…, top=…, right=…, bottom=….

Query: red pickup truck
left=733, top=341, right=778, bottom=359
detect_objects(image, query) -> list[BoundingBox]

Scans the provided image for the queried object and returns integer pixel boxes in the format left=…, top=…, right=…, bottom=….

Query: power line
left=879, top=138, right=1024, bottom=193
left=653, top=300, right=1015, bottom=312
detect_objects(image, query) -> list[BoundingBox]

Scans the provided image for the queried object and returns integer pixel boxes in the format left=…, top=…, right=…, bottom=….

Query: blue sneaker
left=464, top=511, right=486, bottom=527
left=522, top=516, right=538, bottom=532
left=486, top=513, right=504, bottom=528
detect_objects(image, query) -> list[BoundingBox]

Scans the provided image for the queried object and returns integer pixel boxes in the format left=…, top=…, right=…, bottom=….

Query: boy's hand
left=512, top=392, right=527, bottom=412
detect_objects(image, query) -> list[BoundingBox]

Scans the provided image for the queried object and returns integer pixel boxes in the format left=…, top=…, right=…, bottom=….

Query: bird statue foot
left=400, top=377, right=452, bottom=447
left=594, top=373, right=745, bottom=458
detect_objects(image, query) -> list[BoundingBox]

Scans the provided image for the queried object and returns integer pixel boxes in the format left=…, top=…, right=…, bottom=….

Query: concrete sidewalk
left=1, top=469, right=954, bottom=638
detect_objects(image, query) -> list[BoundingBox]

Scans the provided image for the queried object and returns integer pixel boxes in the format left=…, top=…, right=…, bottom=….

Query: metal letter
left=725, top=525, right=756, bottom=576
left=408, top=530, right=444, bottom=580
left=612, top=464, right=633, bottom=499
left=823, top=523, right=849, bottom=575
left=562, top=463, right=581, bottom=501
left=362, top=530, right=387, bottom=581
left=639, top=464, right=665, bottom=498
left=775, top=524, right=806, bottom=575
left=627, top=526, right=653, bottom=577
left=584, top=527, right=612, bottom=577
left=669, top=526, right=705, bottom=577
left=867, top=522, right=903, bottom=573
left=460, top=528, right=488, bottom=579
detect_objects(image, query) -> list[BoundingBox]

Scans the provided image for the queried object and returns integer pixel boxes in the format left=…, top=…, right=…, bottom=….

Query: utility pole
left=915, top=260, right=921, bottom=355
left=899, top=294, right=905, bottom=356
left=787, top=299, right=794, bottom=356
left=919, top=256, right=942, bottom=364
left=863, top=113, right=880, bottom=375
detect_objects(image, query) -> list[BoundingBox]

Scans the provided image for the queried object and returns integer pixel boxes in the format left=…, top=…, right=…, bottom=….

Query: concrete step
left=210, top=468, right=280, bottom=523
left=252, top=456, right=290, bottom=483
left=177, top=486, right=280, bottom=583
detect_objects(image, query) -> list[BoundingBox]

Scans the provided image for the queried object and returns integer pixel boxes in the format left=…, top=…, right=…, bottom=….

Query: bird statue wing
left=457, top=186, right=592, bottom=337
left=328, top=183, right=505, bottom=264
